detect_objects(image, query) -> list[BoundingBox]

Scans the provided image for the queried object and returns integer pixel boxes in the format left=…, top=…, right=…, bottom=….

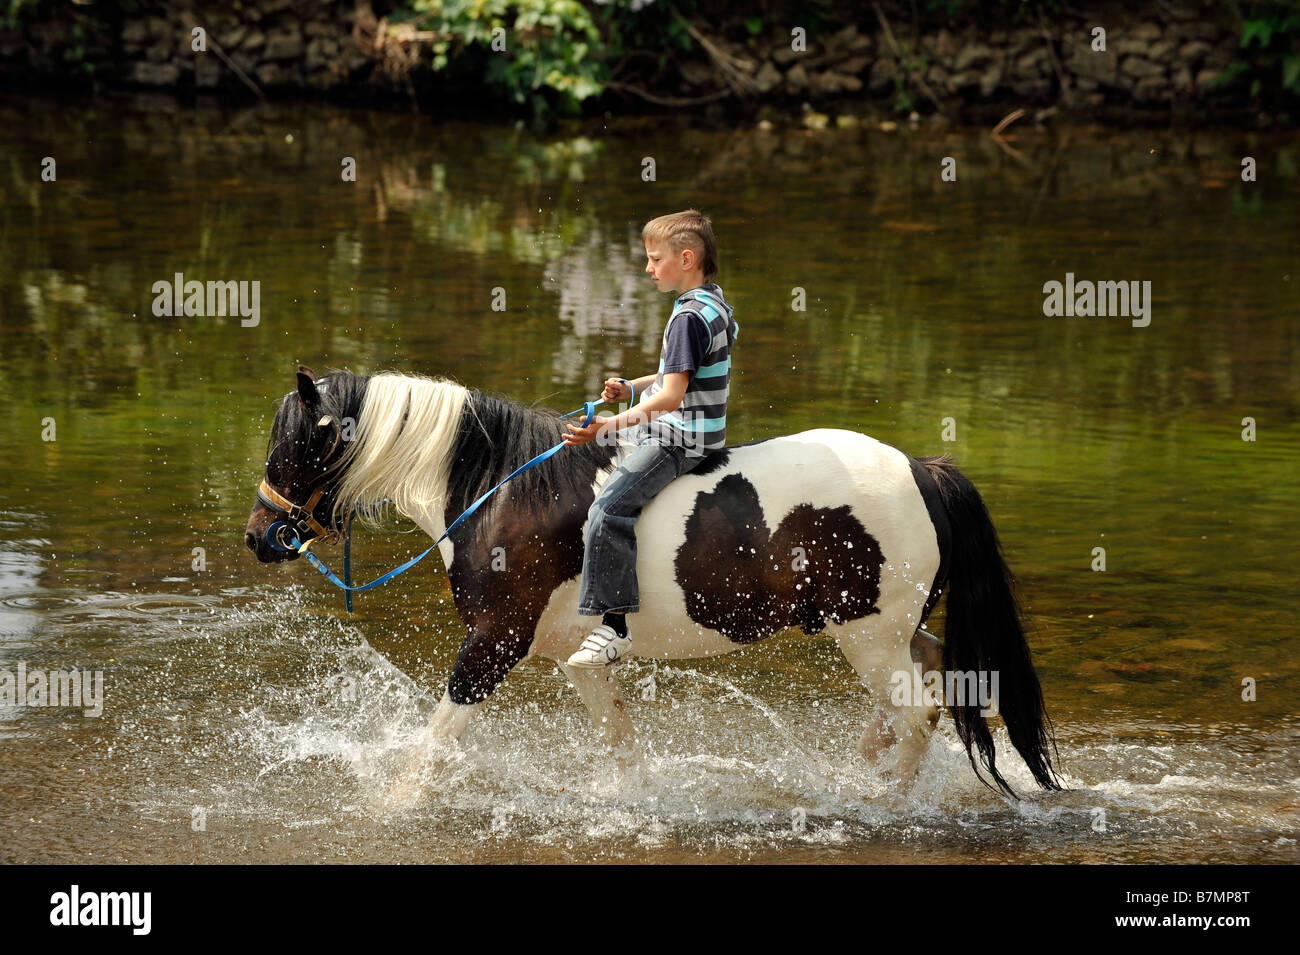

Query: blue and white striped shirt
left=637, top=283, right=738, bottom=458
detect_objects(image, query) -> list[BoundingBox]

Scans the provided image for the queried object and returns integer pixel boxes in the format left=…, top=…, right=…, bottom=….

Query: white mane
left=333, top=373, right=469, bottom=528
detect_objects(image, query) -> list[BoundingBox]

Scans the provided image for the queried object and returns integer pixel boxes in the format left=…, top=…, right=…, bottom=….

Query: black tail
left=920, top=455, right=1062, bottom=798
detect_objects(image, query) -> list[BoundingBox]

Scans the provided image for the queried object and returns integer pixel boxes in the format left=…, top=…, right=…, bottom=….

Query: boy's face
left=643, top=241, right=694, bottom=293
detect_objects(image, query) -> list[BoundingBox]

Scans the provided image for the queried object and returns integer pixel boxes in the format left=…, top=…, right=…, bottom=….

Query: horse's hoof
left=613, top=748, right=643, bottom=773
left=376, top=736, right=459, bottom=810
left=381, top=772, right=425, bottom=811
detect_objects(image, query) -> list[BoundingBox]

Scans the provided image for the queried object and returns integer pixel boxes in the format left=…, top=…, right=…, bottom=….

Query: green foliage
left=1241, top=11, right=1299, bottom=48
left=663, top=16, right=692, bottom=51
left=62, top=20, right=95, bottom=77
left=3, top=0, right=42, bottom=32
left=410, top=0, right=605, bottom=117
left=1229, top=2, right=1300, bottom=98
left=892, top=51, right=928, bottom=113
left=3, top=0, right=106, bottom=80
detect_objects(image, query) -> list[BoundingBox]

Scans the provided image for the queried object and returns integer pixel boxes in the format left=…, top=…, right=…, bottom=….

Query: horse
left=244, top=365, right=1062, bottom=798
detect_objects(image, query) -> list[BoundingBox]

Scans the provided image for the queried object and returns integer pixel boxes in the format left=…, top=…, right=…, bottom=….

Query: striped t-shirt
left=636, top=283, right=738, bottom=459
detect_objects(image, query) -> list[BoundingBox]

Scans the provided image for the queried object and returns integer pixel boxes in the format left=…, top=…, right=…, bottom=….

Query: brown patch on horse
left=439, top=393, right=617, bottom=704
left=675, top=473, right=884, bottom=644
left=442, top=487, right=593, bottom=705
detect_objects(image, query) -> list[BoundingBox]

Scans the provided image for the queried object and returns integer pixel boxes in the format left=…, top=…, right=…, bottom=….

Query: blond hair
left=642, top=209, right=718, bottom=281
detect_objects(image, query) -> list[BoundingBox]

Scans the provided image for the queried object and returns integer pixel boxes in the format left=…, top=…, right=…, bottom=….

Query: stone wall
left=120, top=2, right=371, bottom=96
left=697, top=11, right=1251, bottom=121
left=0, top=1, right=1279, bottom=123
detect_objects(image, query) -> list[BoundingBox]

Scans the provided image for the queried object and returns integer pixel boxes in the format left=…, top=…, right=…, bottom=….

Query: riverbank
left=1, top=1, right=1296, bottom=127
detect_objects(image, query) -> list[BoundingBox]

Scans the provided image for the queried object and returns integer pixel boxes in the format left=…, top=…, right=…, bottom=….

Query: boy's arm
left=577, top=319, right=703, bottom=439
left=603, top=372, right=689, bottom=432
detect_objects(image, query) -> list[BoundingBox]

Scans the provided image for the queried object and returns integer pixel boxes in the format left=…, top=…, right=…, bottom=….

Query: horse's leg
left=836, top=618, right=941, bottom=787
left=910, top=625, right=943, bottom=676
left=381, top=691, right=480, bottom=808
left=559, top=661, right=639, bottom=769
left=385, top=620, right=536, bottom=807
left=426, top=689, right=479, bottom=741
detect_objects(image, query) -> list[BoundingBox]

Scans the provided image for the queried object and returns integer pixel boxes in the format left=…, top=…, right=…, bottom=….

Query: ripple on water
left=0, top=592, right=94, bottom=612
left=0, top=590, right=222, bottom=621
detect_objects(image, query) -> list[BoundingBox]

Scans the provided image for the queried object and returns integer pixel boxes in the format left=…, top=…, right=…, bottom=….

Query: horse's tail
left=919, top=454, right=1063, bottom=798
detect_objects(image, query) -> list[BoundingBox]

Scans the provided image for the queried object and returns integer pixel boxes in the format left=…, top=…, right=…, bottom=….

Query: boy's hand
left=601, top=378, right=632, bottom=402
left=563, top=414, right=610, bottom=446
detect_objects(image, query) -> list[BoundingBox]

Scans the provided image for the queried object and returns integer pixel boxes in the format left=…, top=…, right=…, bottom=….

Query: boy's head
left=641, top=209, right=717, bottom=293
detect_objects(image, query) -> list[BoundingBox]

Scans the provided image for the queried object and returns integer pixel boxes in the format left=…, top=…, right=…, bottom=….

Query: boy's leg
left=570, top=440, right=688, bottom=667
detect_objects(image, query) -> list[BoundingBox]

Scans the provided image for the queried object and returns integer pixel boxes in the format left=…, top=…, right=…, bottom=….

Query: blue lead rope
left=269, top=380, right=636, bottom=612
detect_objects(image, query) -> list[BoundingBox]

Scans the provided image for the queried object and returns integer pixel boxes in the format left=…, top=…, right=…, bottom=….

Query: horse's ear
left=297, top=365, right=319, bottom=407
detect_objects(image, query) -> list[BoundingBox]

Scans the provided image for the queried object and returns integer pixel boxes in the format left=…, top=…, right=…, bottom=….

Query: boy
left=562, top=209, right=738, bottom=668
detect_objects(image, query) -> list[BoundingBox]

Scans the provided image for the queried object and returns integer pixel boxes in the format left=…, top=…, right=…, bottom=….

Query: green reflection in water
left=0, top=97, right=1296, bottom=862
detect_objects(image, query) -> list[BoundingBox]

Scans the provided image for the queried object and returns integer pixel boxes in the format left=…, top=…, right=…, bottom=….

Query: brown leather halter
left=256, top=479, right=342, bottom=551
left=257, top=408, right=349, bottom=551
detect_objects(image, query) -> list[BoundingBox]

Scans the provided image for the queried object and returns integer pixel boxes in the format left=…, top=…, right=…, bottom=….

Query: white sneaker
left=566, top=624, right=631, bottom=668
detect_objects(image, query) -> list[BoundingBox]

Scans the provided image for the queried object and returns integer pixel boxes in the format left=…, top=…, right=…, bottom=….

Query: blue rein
left=266, top=380, right=635, bottom=613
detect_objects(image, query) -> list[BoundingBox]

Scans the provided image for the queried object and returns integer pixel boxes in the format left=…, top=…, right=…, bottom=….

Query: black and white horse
left=245, top=366, right=1062, bottom=797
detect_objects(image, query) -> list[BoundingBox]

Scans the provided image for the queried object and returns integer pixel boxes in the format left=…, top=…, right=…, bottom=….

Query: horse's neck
left=441, top=392, right=622, bottom=540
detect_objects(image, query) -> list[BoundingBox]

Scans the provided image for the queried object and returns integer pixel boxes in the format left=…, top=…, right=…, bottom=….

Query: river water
left=0, top=94, right=1296, bottom=863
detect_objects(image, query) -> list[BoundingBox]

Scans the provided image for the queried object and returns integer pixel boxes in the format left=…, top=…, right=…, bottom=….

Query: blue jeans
left=577, top=435, right=704, bottom=616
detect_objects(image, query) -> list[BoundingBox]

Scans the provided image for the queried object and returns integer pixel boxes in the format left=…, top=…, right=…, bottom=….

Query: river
left=0, top=94, right=1296, bottom=863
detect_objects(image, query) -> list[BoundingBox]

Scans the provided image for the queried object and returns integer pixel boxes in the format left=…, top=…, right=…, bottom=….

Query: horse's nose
left=245, top=531, right=257, bottom=552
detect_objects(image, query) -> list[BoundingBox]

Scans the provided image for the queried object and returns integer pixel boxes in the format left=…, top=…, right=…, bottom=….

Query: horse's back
left=544, top=428, right=943, bottom=660
left=667, top=429, right=930, bottom=538
left=696, top=428, right=918, bottom=493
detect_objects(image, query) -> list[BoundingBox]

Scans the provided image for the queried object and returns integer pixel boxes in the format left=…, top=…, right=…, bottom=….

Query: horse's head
left=244, top=364, right=359, bottom=563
